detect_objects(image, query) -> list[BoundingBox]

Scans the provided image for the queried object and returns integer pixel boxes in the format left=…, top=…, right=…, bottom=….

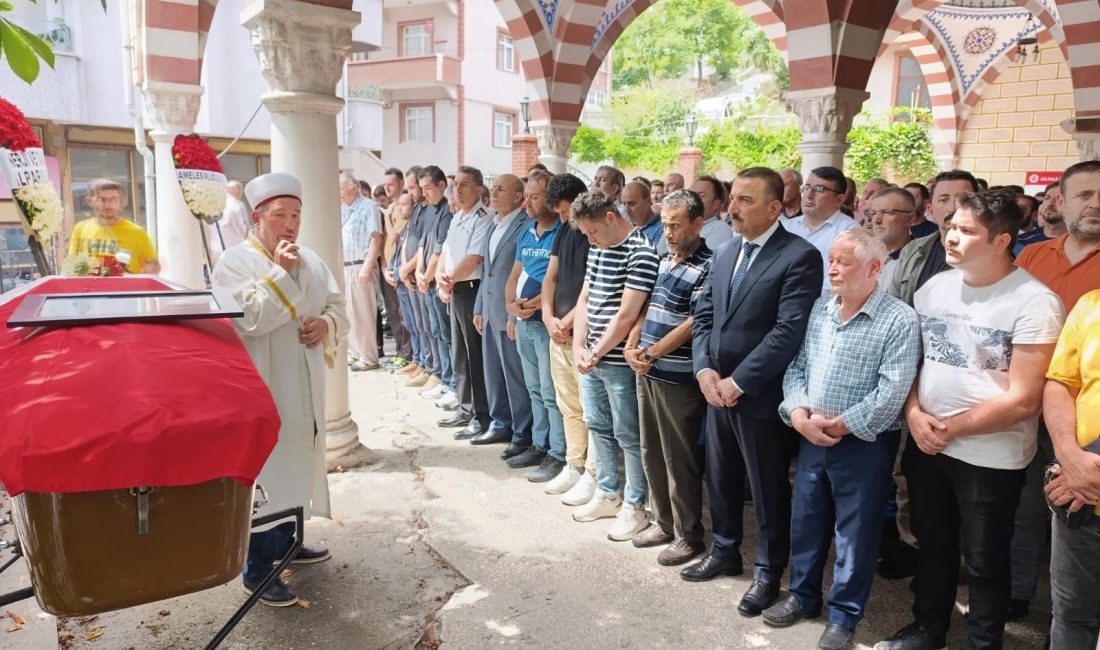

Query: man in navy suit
left=683, top=167, right=823, bottom=619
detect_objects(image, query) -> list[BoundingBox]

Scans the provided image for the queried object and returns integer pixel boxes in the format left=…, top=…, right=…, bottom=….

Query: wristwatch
left=642, top=349, right=655, bottom=363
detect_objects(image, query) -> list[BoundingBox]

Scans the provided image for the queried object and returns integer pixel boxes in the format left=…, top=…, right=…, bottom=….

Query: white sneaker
left=572, top=491, right=621, bottom=522
left=606, top=503, right=648, bottom=541
left=544, top=466, right=581, bottom=495
left=435, top=392, right=460, bottom=409
left=561, top=472, right=597, bottom=506
left=421, top=384, right=448, bottom=400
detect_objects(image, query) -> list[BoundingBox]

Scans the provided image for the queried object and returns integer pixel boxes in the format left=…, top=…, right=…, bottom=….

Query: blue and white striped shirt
left=779, top=287, right=921, bottom=441
left=639, top=243, right=712, bottom=384
left=341, top=196, right=382, bottom=263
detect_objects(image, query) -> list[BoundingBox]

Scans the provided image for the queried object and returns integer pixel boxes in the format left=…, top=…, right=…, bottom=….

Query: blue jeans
left=515, top=319, right=565, bottom=460
left=396, top=284, right=421, bottom=365
left=581, top=362, right=646, bottom=506
left=411, top=289, right=439, bottom=375
left=426, top=287, right=454, bottom=389
left=243, top=521, right=296, bottom=583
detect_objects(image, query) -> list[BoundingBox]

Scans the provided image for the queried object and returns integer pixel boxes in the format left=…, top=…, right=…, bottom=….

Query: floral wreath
left=0, top=98, right=63, bottom=245
left=172, top=134, right=227, bottom=224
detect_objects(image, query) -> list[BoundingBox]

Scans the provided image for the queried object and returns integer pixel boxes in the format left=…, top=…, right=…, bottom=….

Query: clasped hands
left=791, top=408, right=850, bottom=447
left=298, top=317, right=328, bottom=348
left=697, top=369, right=742, bottom=409
left=1045, top=449, right=1100, bottom=514
left=906, top=407, right=953, bottom=455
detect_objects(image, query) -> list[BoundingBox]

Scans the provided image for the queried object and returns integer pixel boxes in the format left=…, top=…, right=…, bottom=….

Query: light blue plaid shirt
left=779, top=287, right=921, bottom=441
left=341, top=196, right=382, bottom=263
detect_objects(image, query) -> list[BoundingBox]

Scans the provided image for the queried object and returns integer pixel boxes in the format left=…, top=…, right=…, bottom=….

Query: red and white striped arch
left=137, top=0, right=218, bottom=86
left=731, top=0, right=787, bottom=54
left=782, top=0, right=899, bottom=93
left=895, top=26, right=961, bottom=161
left=1056, top=0, right=1100, bottom=118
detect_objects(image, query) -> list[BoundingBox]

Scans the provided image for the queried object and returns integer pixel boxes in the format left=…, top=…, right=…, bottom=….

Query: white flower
left=177, top=171, right=227, bottom=223
left=62, top=251, right=97, bottom=276
left=12, top=182, right=63, bottom=243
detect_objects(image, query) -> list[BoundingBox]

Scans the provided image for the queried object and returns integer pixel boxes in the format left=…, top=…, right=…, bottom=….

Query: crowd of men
left=333, top=159, right=1100, bottom=650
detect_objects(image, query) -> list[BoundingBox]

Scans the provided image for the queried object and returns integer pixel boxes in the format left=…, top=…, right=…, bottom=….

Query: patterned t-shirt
left=584, top=228, right=659, bottom=365
left=914, top=267, right=1065, bottom=470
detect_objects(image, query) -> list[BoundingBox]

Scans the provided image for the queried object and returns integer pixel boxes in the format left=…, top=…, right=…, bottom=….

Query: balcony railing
left=346, top=53, right=461, bottom=92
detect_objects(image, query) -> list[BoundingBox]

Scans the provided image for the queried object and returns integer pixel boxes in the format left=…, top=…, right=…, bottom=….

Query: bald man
left=470, top=174, right=536, bottom=449
left=665, top=173, right=686, bottom=193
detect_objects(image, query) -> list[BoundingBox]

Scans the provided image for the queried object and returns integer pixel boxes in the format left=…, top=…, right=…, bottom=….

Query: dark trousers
left=410, top=289, right=438, bottom=375
left=483, top=326, right=532, bottom=440
left=902, top=444, right=1026, bottom=649
left=379, top=259, right=411, bottom=357
left=705, top=406, right=798, bottom=583
left=450, top=281, right=488, bottom=423
left=243, top=521, right=296, bottom=583
left=790, top=430, right=900, bottom=629
left=638, top=376, right=706, bottom=542
left=1051, top=517, right=1100, bottom=649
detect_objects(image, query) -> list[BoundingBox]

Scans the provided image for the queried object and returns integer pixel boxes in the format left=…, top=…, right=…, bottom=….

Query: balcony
left=347, top=53, right=462, bottom=103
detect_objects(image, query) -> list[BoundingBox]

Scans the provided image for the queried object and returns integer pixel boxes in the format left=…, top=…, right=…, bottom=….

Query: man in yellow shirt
left=68, top=179, right=159, bottom=274
left=1044, top=289, right=1100, bottom=649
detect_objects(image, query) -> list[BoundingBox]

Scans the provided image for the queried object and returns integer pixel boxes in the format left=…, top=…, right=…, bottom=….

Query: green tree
left=845, top=108, right=940, bottom=185
left=0, top=0, right=64, bottom=83
left=571, top=86, right=693, bottom=170
left=613, top=0, right=787, bottom=90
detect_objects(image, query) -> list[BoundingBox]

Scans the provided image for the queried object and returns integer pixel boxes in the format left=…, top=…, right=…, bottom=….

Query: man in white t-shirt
left=876, top=190, right=1065, bottom=650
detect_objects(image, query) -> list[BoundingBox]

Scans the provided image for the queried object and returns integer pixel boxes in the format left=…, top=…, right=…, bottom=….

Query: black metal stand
left=27, top=236, right=52, bottom=278
left=0, top=506, right=304, bottom=650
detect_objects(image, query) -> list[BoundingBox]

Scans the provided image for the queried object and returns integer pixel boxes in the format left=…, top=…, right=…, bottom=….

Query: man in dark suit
left=470, top=174, right=533, bottom=449
left=684, top=166, right=823, bottom=619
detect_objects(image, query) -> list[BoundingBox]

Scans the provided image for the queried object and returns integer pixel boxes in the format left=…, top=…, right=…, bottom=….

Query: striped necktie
left=728, top=241, right=759, bottom=304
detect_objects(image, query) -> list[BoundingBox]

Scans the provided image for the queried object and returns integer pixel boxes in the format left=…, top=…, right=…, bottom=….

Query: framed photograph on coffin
left=6, top=289, right=243, bottom=328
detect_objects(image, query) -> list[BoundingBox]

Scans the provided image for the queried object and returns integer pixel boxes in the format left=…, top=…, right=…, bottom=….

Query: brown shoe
left=631, top=523, right=673, bottom=549
left=406, top=371, right=430, bottom=387
left=397, top=363, right=420, bottom=376
left=658, top=538, right=705, bottom=566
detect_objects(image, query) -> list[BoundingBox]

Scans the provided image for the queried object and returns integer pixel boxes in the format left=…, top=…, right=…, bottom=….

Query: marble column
left=785, top=86, right=869, bottom=174
left=533, top=121, right=578, bottom=174
left=143, top=81, right=206, bottom=289
left=1063, top=117, right=1100, bottom=161
left=243, top=0, right=376, bottom=471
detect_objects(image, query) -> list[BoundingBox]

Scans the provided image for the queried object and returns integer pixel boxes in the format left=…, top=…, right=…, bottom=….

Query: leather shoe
left=276, top=544, right=331, bottom=565
left=657, top=538, right=704, bottom=566
left=242, top=576, right=298, bottom=607
left=818, top=623, right=855, bottom=650
left=874, top=622, right=946, bottom=650
left=762, top=594, right=817, bottom=627
left=470, top=429, right=511, bottom=445
left=438, top=412, right=472, bottom=428
left=454, top=421, right=484, bottom=440
left=738, top=580, right=781, bottom=617
left=500, top=443, right=528, bottom=460
left=680, top=553, right=743, bottom=582
left=632, top=523, right=673, bottom=548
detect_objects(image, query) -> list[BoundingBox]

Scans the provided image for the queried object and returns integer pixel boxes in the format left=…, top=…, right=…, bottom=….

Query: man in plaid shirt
left=762, top=229, right=921, bottom=650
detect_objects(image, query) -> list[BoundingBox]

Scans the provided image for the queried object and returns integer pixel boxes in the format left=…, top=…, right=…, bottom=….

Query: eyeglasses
left=800, top=184, right=844, bottom=196
left=863, top=209, right=914, bottom=219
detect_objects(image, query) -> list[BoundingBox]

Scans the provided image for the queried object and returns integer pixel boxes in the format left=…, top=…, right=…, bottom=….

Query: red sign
left=1025, top=171, right=1062, bottom=186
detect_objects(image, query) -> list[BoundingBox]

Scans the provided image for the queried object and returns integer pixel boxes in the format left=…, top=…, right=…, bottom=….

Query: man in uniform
left=213, top=172, right=349, bottom=608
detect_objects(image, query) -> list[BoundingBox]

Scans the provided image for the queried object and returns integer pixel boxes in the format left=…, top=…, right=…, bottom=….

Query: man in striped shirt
left=570, top=190, right=660, bottom=541
left=624, top=189, right=712, bottom=566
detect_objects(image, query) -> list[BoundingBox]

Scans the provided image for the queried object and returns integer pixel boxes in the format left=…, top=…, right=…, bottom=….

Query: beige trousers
left=549, top=339, right=596, bottom=475
left=344, top=263, right=379, bottom=364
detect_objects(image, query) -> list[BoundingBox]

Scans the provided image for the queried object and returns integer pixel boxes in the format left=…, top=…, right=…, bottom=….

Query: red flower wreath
left=0, top=98, right=42, bottom=152
left=172, top=134, right=224, bottom=173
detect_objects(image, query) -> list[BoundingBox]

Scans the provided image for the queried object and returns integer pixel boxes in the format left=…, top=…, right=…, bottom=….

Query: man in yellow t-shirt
left=1044, top=288, right=1100, bottom=649
left=68, top=179, right=159, bottom=274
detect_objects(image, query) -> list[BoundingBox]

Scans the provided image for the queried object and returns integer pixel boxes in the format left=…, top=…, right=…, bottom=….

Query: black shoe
left=470, top=429, right=511, bottom=445
left=454, top=421, right=485, bottom=440
left=680, top=553, right=743, bottom=582
left=738, top=580, right=781, bottom=617
left=818, top=624, right=855, bottom=650
left=500, top=443, right=528, bottom=460
left=242, top=576, right=298, bottom=607
left=877, top=542, right=918, bottom=579
left=1006, top=598, right=1030, bottom=620
left=762, top=594, right=817, bottom=628
left=438, top=412, right=473, bottom=428
left=875, top=622, right=946, bottom=650
left=276, top=544, right=331, bottom=565
left=506, top=447, right=545, bottom=468
left=526, top=456, right=565, bottom=482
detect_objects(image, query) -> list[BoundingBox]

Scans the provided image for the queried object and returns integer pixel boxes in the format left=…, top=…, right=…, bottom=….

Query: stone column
left=143, top=81, right=206, bottom=289
left=533, top=121, right=578, bottom=174
left=243, top=0, right=376, bottom=471
left=511, top=133, right=541, bottom=176
left=1063, top=117, right=1100, bottom=161
left=785, top=86, right=869, bottom=174
left=676, top=147, right=703, bottom=183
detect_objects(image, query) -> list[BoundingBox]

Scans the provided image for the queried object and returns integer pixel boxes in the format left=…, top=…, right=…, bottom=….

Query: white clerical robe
left=212, top=234, right=348, bottom=528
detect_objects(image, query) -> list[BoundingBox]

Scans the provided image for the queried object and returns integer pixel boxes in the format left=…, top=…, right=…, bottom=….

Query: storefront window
left=69, top=146, right=145, bottom=227
left=221, top=154, right=267, bottom=183
left=0, top=224, right=35, bottom=293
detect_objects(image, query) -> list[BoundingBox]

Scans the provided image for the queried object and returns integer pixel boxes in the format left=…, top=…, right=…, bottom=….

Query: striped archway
left=895, top=26, right=962, bottom=163
left=133, top=0, right=218, bottom=87
left=1055, top=0, right=1100, bottom=120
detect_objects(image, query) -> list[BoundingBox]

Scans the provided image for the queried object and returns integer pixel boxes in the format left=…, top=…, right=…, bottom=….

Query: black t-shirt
left=404, top=202, right=427, bottom=262
left=417, top=199, right=451, bottom=267
left=910, top=219, right=938, bottom=239
left=551, top=220, right=591, bottom=317
left=915, top=235, right=950, bottom=293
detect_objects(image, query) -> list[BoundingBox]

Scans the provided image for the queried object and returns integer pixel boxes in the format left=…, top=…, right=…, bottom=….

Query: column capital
left=1062, top=117, right=1100, bottom=161
left=263, top=90, right=345, bottom=116
left=241, top=0, right=360, bottom=96
left=142, top=81, right=203, bottom=134
left=784, top=86, right=870, bottom=144
left=533, top=121, right=577, bottom=174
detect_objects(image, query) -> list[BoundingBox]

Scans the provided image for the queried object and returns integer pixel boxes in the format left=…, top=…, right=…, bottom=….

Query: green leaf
left=9, top=20, right=53, bottom=68
left=0, top=2, right=14, bottom=11
left=0, top=17, right=40, bottom=83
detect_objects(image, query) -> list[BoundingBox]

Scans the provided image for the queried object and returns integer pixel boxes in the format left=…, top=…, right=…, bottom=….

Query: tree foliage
left=612, top=0, right=788, bottom=90
left=845, top=108, right=940, bottom=185
left=0, top=0, right=55, bottom=83
left=571, top=87, right=694, bottom=171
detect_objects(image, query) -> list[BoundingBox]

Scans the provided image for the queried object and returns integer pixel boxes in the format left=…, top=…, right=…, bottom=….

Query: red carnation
left=0, top=98, right=43, bottom=151
left=172, top=134, right=224, bottom=173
